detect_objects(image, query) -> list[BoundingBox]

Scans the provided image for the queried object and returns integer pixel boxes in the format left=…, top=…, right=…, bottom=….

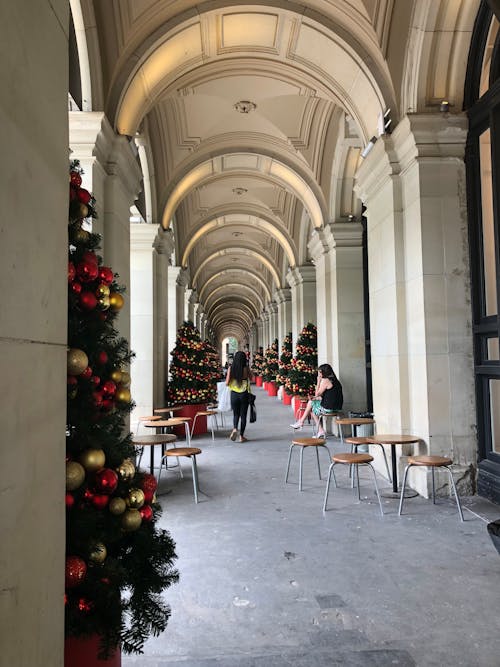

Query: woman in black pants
left=225, top=351, right=253, bottom=442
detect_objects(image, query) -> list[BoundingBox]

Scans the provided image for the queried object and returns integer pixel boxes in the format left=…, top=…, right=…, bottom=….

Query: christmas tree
left=167, top=321, right=216, bottom=405
left=261, top=339, right=279, bottom=383
left=277, top=332, right=293, bottom=388
left=203, top=339, right=224, bottom=385
left=251, top=346, right=264, bottom=377
left=285, top=323, right=317, bottom=397
left=66, top=162, right=178, bottom=658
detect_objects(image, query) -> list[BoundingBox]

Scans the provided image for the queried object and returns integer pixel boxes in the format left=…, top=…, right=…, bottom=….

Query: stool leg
left=315, top=446, right=321, bottom=480
left=323, top=462, right=337, bottom=513
left=355, top=464, right=361, bottom=499
left=191, top=455, right=199, bottom=504
left=184, top=422, right=191, bottom=447
left=210, top=416, right=215, bottom=441
left=136, top=446, right=144, bottom=469
left=398, top=464, right=412, bottom=516
left=285, top=444, right=294, bottom=484
left=378, top=444, right=392, bottom=484
left=299, top=446, right=304, bottom=491
left=367, top=463, right=384, bottom=516
left=431, top=467, right=436, bottom=503
left=190, top=416, right=198, bottom=439
left=446, top=466, right=464, bottom=522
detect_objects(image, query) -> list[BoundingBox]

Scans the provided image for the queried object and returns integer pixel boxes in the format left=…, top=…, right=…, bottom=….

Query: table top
left=336, top=417, right=375, bottom=425
left=132, top=434, right=177, bottom=445
left=154, top=406, right=184, bottom=414
left=142, top=417, right=192, bottom=427
left=369, top=434, right=420, bottom=444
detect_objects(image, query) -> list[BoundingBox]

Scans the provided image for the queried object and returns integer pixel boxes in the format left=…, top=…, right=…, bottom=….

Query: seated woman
left=290, top=364, right=343, bottom=437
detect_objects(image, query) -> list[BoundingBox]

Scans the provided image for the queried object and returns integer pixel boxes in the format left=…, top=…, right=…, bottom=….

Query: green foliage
left=285, top=322, right=317, bottom=397
left=277, top=332, right=293, bottom=386
left=261, top=339, right=279, bottom=383
left=251, top=347, right=264, bottom=376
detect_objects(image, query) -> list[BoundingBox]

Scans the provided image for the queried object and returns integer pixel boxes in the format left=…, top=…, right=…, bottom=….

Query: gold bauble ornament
left=96, top=284, right=110, bottom=298
left=109, top=293, right=125, bottom=310
left=66, top=461, right=86, bottom=491
left=110, top=369, right=122, bottom=384
left=109, top=497, right=127, bottom=515
left=70, top=226, right=90, bottom=245
left=67, top=348, right=89, bottom=376
left=78, top=203, right=89, bottom=218
left=97, top=295, right=110, bottom=311
left=119, top=371, right=131, bottom=387
left=127, top=488, right=145, bottom=509
left=88, top=542, right=107, bottom=565
left=115, top=387, right=131, bottom=404
left=79, top=448, right=105, bottom=472
left=121, top=509, right=142, bottom=532
left=117, top=459, right=135, bottom=481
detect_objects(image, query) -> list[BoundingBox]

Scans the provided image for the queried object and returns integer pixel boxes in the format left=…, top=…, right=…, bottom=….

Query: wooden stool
left=159, top=447, right=202, bottom=503
left=398, top=456, right=464, bottom=521
left=345, top=436, right=392, bottom=483
left=135, top=414, right=161, bottom=434
left=285, top=437, right=331, bottom=492
left=323, top=452, right=383, bottom=516
left=190, top=410, right=218, bottom=440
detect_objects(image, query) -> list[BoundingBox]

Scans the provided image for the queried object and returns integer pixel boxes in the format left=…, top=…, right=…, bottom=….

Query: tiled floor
left=124, top=387, right=500, bottom=666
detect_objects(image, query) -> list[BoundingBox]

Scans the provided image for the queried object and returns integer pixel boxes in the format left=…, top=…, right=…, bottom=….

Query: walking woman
left=226, top=350, right=253, bottom=442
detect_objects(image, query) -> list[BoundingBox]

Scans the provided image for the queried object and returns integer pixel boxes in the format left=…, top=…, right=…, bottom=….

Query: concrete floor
left=124, top=386, right=500, bottom=667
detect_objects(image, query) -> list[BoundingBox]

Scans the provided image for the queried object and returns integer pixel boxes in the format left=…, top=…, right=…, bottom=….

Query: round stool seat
left=292, top=437, right=326, bottom=447
left=332, top=452, right=373, bottom=465
left=344, top=436, right=375, bottom=445
left=408, top=455, right=452, bottom=467
left=165, top=447, right=201, bottom=457
left=195, top=410, right=217, bottom=417
left=139, top=415, right=161, bottom=421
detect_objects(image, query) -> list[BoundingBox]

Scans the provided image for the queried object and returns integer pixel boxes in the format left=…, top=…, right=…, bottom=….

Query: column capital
left=153, top=227, right=175, bottom=258
left=188, top=289, right=198, bottom=305
left=286, top=264, right=316, bottom=288
left=69, top=111, right=114, bottom=165
left=273, top=287, right=291, bottom=304
left=266, top=302, right=278, bottom=315
left=176, top=267, right=190, bottom=288
left=106, top=135, right=143, bottom=201
left=130, top=223, right=157, bottom=252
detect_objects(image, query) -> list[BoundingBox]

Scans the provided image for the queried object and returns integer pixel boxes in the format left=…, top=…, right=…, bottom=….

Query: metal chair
left=285, top=437, right=331, bottom=491
left=323, top=452, right=384, bottom=516
left=190, top=409, right=218, bottom=440
left=398, top=455, right=464, bottom=522
left=345, top=436, right=392, bottom=484
left=159, top=447, right=202, bottom=503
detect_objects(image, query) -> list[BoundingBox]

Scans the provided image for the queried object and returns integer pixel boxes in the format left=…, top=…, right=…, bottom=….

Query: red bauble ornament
left=80, top=366, right=93, bottom=380
left=82, top=250, right=98, bottom=266
left=77, top=597, right=93, bottom=613
left=70, top=171, right=82, bottom=187
left=77, top=188, right=92, bottom=205
left=97, top=351, right=108, bottom=365
left=93, top=468, right=119, bottom=494
left=68, top=262, right=76, bottom=282
left=98, top=312, right=108, bottom=322
left=139, top=505, right=153, bottom=522
left=76, top=259, right=99, bottom=283
left=102, top=380, right=116, bottom=397
left=71, top=281, right=82, bottom=295
left=67, top=375, right=78, bottom=387
left=79, top=291, right=98, bottom=311
left=69, top=185, right=77, bottom=201
left=83, top=488, right=94, bottom=502
left=65, top=556, right=87, bottom=589
left=90, top=375, right=100, bottom=386
left=92, top=494, right=110, bottom=509
left=65, top=493, right=75, bottom=508
left=140, top=473, right=158, bottom=503
left=98, top=266, right=114, bottom=285
left=92, top=390, right=104, bottom=407
left=101, top=399, right=115, bottom=412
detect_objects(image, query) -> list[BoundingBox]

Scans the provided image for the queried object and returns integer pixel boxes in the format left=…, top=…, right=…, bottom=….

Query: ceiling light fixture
left=233, top=100, right=257, bottom=114
left=360, top=136, right=377, bottom=159
left=439, top=100, right=450, bottom=113
left=232, top=187, right=248, bottom=196
left=232, top=231, right=243, bottom=237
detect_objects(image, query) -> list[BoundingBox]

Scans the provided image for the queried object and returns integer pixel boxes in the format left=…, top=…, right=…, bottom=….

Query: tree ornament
left=76, top=259, right=98, bottom=283
left=65, top=556, right=87, bottom=588
left=109, top=292, right=124, bottom=310
left=66, top=461, right=86, bottom=491
left=121, top=509, right=142, bottom=532
left=119, top=371, right=131, bottom=387
left=77, top=598, right=93, bottom=613
left=139, top=473, right=158, bottom=503
left=79, top=448, right=105, bottom=472
left=101, top=398, right=115, bottom=412
left=117, top=459, right=135, bottom=481
left=90, top=375, right=100, bottom=386
left=82, top=250, right=98, bottom=265
left=97, top=295, right=110, bottom=311
left=139, top=505, right=153, bottom=522
left=98, top=266, right=114, bottom=285
left=92, top=390, right=104, bottom=408
left=65, top=493, right=75, bottom=508
left=77, top=188, right=91, bottom=205
left=92, top=494, right=110, bottom=510
left=102, top=380, right=116, bottom=397
left=80, top=365, right=92, bottom=380
left=70, top=281, right=82, bottom=294
left=70, top=171, right=82, bottom=187
left=83, top=488, right=94, bottom=502
left=79, top=291, right=98, bottom=311
left=93, top=468, right=118, bottom=495
left=88, top=543, right=107, bottom=565
left=109, top=497, right=127, bottom=515
left=68, top=262, right=76, bottom=282
left=77, top=203, right=89, bottom=219
left=97, top=351, right=108, bottom=365
left=96, top=283, right=110, bottom=298
left=110, top=369, right=122, bottom=384
left=70, top=226, right=90, bottom=245
left=127, top=488, right=145, bottom=509
left=115, top=387, right=131, bottom=404
left=67, top=349, right=89, bottom=376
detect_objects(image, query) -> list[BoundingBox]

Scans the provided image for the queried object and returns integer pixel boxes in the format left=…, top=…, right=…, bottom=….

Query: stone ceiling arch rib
left=192, top=246, right=281, bottom=290
left=180, top=207, right=298, bottom=269
left=199, top=269, right=272, bottom=303
left=207, top=295, right=260, bottom=320
left=211, top=308, right=253, bottom=329
left=209, top=300, right=257, bottom=323
left=204, top=284, right=265, bottom=313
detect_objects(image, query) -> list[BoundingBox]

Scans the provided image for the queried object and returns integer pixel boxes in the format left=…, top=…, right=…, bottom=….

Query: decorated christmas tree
left=167, top=321, right=216, bottom=405
left=66, top=162, right=178, bottom=658
left=203, top=339, right=224, bottom=385
left=285, top=322, right=317, bottom=397
left=261, top=339, right=279, bottom=383
left=277, top=332, right=293, bottom=388
left=251, top=346, right=264, bottom=377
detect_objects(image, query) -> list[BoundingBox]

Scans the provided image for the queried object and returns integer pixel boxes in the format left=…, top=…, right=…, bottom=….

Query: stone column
left=355, top=113, right=474, bottom=495
left=167, top=266, right=182, bottom=356
left=177, top=268, right=190, bottom=327
left=260, top=310, right=270, bottom=349
left=255, top=317, right=264, bottom=350
left=309, top=223, right=365, bottom=410
left=153, top=228, right=175, bottom=407
left=189, top=290, right=199, bottom=326
left=274, top=288, right=292, bottom=346
left=286, top=265, right=317, bottom=341
left=266, top=302, right=278, bottom=343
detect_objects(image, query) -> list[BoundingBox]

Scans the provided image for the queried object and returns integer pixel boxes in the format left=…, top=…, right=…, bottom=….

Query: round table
left=368, top=434, right=421, bottom=497
left=131, top=433, right=177, bottom=475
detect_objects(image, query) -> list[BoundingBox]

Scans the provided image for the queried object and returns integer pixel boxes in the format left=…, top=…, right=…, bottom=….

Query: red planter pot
left=267, top=381, right=278, bottom=397
left=263, top=381, right=268, bottom=391
left=255, top=376, right=263, bottom=387
left=172, top=403, right=207, bottom=437
left=65, top=636, right=121, bottom=667
left=283, top=391, right=292, bottom=405
left=292, top=395, right=308, bottom=419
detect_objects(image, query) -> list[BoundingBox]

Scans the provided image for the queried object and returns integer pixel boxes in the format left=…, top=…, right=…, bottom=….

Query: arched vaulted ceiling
left=77, top=0, right=480, bottom=345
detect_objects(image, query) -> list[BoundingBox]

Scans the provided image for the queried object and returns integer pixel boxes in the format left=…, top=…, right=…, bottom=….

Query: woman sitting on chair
left=290, top=364, right=343, bottom=437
